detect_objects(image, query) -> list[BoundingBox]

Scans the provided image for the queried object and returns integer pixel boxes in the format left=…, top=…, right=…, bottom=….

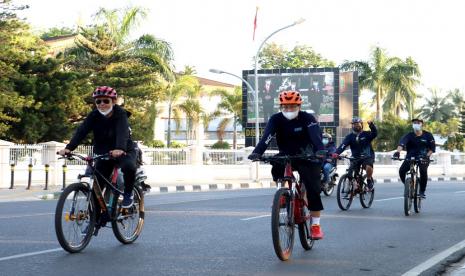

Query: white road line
left=0, top=213, right=53, bottom=219
left=0, top=248, right=62, bottom=262
left=375, top=197, right=404, bottom=202
left=402, top=239, right=465, bottom=275
left=241, top=214, right=271, bottom=221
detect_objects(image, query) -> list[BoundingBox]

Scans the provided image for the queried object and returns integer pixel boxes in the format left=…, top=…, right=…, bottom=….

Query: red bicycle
left=253, top=153, right=324, bottom=261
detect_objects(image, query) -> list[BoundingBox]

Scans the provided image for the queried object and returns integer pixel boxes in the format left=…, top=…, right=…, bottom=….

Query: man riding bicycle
left=322, top=132, right=337, bottom=187
left=392, top=118, right=435, bottom=198
left=248, top=90, right=325, bottom=240
left=333, top=117, right=377, bottom=191
left=58, top=86, right=138, bottom=208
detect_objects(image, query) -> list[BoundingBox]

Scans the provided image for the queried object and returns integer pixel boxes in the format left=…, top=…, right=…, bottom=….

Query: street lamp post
left=252, top=18, right=305, bottom=182
left=209, top=18, right=305, bottom=183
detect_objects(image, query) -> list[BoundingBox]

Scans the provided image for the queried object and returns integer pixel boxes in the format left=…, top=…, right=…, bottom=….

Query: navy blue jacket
left=336, top=122, right=377, bottom=158
left=399, top=131, right=436, bottom=158
left=252, top=111, right=324, bottom=156
left=66, top=105, right=134, bottom=155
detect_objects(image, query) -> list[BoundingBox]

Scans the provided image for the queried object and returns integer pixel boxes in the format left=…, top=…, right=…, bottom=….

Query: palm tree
left=419, top=88, right=455, bottom=123
left=383, top=57, right=421, bottom=118
left=178, top=84, right=204, bottom=145
left=340, top=46, right=404, bottom=121
left=448, top=88, right=464, bottom=118
left=212, top=86, right=243, bottom=149
left=162, top=75, right=198, bottom=147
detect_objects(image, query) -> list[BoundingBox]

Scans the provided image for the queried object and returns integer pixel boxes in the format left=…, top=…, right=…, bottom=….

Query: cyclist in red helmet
left=248, top=90, right=326, bottom=240
left=58, top=86, right=137, bottom=208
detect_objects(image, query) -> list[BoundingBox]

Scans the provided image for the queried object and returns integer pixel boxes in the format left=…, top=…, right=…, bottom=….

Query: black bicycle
left=252, top=152, right=325, bottom=261
left=392, top=156, right=431, bottom=216
left=55, top=152, right=145, bottom=253
left=336, top=156, right=375, bottom=210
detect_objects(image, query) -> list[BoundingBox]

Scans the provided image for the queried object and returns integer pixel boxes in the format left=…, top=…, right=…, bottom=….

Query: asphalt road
left=1, top=181, right=465, bottom=275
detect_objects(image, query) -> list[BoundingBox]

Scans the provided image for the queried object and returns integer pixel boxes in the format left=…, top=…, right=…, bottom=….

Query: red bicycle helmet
left=92, top=86, right=117, bottom=99
left=279, top=90, right=302, bottom=105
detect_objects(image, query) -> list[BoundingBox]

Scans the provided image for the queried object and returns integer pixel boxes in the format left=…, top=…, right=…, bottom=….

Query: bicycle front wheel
left=55, top=183, right=95, bottom=253
left=297, top=201, right=314, bottom=251
left=271, top=187, right=295, bottom=261
left=414, top=177, right=421, bottom=213
left=337, top=175, right=353, bottom=211
left=404, top=177, right=413, bottom=216
left=112, top=186, right=145, bottom=244
left=360, top=175, right=375, bottom=208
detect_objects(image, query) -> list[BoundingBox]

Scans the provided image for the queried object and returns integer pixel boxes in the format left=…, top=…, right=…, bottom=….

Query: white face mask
left=412, top=123, right=422, bottom=132
left=98, top=105, right=113, bottom=116
left=282, top=110, right=299, bottom=120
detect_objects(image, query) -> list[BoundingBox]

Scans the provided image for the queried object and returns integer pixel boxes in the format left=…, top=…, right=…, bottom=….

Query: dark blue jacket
left=252, top=111, right=324, bottom=156
left=399, top=131, right=436, bottom=158
left=324, top=141, right=337, bottom=165
left=336, top=122, right=377, bottom=158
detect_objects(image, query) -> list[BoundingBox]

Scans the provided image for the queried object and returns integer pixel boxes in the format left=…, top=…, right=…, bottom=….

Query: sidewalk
left=1, top=175, right=464, bottom=203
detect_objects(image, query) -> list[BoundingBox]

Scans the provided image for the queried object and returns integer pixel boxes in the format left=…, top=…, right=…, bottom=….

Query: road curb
left=2, top=177, right=464, bottom=201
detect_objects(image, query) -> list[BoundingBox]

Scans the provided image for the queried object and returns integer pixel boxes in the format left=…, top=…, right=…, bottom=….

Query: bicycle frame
left=77, top=155, right=125, bottom=223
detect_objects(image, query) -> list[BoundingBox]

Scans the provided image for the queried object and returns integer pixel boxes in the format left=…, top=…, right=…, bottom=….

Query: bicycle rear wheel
left=55, top=183, right=95, bottom=253
left=414, top=177, right=421, bottom=213
left=271, top=187, right=295, bottom=261
left=337, top=175, right=353, bottom=211
left=112, top=186, right=145, bottom=244
left=404, top=177, right=413, bottom=216
left=360, top=175, right=375, bottom=208
left=297, top=200, right=314, bottom=251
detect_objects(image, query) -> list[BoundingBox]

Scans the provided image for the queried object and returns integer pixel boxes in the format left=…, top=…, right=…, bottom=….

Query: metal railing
left=141, top=148, right=189, bottom=165
left=7, top=144, right=465, bottom=166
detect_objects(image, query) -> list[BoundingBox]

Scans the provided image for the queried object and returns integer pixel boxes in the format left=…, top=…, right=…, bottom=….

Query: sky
left=16, top=0, right=465, bottom=97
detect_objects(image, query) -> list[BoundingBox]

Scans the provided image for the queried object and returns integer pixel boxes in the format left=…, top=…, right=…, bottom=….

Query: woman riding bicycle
left=248, top=90, right=326, bottom=240
left=58, top=86, right=138, bottom=208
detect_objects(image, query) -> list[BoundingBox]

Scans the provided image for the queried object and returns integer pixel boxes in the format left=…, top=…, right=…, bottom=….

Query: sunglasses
left=95, top=99, right=111, bottom=105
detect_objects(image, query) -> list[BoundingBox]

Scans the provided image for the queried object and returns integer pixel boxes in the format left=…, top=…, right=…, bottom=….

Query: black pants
left=95, top=150, right=137, bottom=194
left=399, top=160, right=429, bottom=193
left=271, top=160, right=323, bottom=212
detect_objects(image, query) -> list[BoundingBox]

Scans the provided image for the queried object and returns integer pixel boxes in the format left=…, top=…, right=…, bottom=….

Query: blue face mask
left=322, top=138, right=329, bottom=145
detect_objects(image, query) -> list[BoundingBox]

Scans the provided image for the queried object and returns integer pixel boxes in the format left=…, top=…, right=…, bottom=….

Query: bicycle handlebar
left=338, top=155, right=371, bottom=161
left=252, top=152, right=326, bottom=163
left=56, top=152, right=111, bottom=162
left=391, top=156, right=433, bottom=162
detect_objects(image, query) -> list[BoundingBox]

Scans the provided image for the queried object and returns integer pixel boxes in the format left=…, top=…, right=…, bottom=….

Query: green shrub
left=143, top=140, right=165, bottom=148
left=211, top=141, right=230, bottom=149
left=169, top=141, right=186, bottom=148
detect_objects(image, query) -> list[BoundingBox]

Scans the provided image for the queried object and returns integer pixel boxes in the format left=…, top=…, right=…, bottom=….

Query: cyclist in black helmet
left=332, top=117, right=377, bottom=191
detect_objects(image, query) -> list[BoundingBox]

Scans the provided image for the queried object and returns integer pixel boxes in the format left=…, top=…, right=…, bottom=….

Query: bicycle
left=252, top=152, right=324, bottom=261
left=336, top=155, right=375, bottom=211
left=55, top=152, right=145, bottom=253
left=321, top=162, right=338, bottom=196
left=392, top=156, right=431, bottom=216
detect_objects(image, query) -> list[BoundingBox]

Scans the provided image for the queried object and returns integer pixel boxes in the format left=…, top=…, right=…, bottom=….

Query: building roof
left=196, top=77, right=236, bottom=88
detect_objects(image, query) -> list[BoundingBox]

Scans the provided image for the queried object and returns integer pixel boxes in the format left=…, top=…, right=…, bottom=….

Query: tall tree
left=257, top=42, right=335, bottom=69
left=340, top=46, right=406, bottom=121
left=383, top=57, right=421, bottom=118
left=65, top=6, right=175, bottom=142
left=419, top=88, right=455, bottom=123
left=161, top=74, right=198, bottom=147
left=212, top=86, right=243, bottom=149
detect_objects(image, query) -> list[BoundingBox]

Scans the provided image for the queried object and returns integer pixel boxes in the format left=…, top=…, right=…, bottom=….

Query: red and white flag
left=253, top=6, right=258, bottom=41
